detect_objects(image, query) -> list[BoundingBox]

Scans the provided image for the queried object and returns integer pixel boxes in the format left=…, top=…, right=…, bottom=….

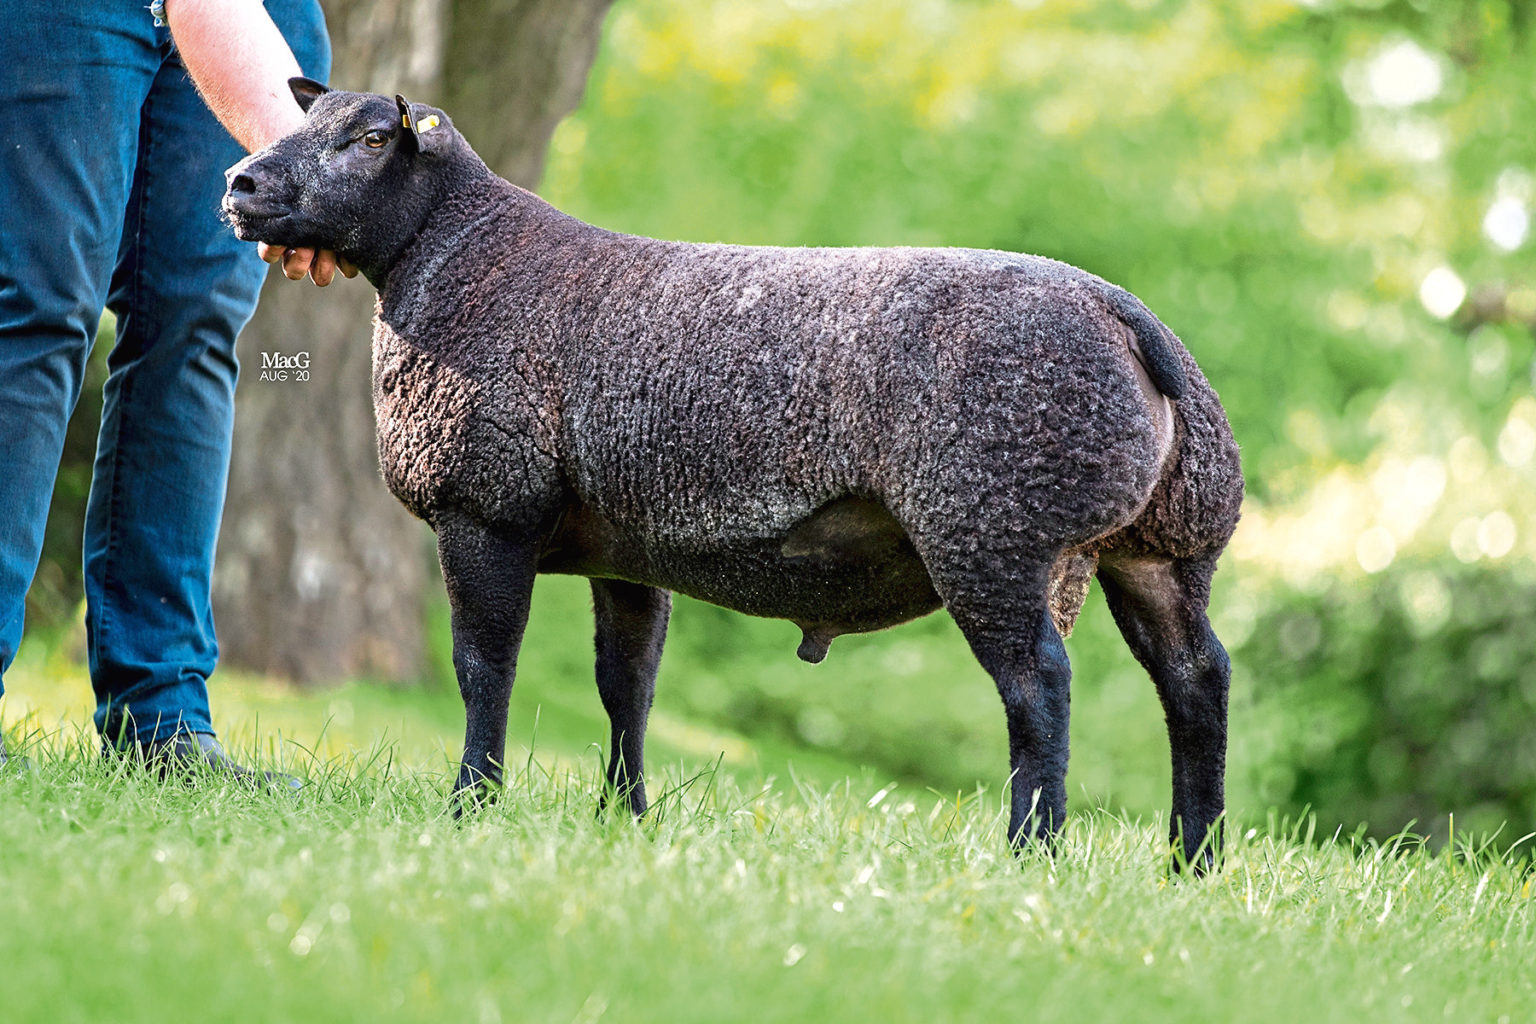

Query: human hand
left=258, top=242, right=358, bottom=286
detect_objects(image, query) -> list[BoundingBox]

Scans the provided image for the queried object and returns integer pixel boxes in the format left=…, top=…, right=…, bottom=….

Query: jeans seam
left=98, top=83, right=159, bottom=743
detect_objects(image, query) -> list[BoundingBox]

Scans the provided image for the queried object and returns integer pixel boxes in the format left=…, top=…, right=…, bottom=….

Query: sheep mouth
left=221, top=199, right=293, bottom=241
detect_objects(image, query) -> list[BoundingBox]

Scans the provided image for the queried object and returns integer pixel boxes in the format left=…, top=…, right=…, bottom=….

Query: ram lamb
left=223, top=80, right=1244, bottom=869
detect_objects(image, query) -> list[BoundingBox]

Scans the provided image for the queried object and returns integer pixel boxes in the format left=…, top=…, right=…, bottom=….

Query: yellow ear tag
left=418, top=114, right=440, bottom=133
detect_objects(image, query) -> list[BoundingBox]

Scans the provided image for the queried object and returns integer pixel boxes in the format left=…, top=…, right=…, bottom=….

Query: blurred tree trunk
left=215, top=0, right=613, bottom=684
left=442, top=0, right=615, bottom=187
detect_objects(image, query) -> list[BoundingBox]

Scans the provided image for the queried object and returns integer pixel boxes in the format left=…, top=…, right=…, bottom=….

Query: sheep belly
left=540, top=494, right=1100, bottom=661
left=538, top=496, right=944, bottom=658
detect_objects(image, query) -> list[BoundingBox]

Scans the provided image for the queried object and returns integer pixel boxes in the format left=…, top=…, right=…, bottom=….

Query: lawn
left=4, top=621, right=1535, bottom=1024
left=4, top=578, right=1534, bottom=1023
left=1, top=737, right=1532, bottom=1024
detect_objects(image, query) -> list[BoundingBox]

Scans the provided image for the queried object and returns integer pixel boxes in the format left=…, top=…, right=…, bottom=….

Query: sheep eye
left=363, top=129, right=392, bottom=149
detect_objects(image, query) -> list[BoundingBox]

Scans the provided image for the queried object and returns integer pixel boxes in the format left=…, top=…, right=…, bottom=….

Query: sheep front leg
left=1098, top=555, right=1230, bottom=874
left=436, top=512, right=540, bottom=813
left=591, top=579, right=671, bottom=817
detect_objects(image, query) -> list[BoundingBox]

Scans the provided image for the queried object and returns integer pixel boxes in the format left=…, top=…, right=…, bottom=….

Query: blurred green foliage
left=1239, top=558, right=1536, bottom=842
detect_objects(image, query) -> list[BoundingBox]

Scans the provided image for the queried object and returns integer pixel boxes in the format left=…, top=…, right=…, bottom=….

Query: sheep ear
left=395, top=94, right=453, bottom=157
left=289, top=77, right=330, bottom=113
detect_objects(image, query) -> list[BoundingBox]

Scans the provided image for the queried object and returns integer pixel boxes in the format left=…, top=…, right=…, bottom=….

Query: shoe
left=110, top=731, right=302, bottom=791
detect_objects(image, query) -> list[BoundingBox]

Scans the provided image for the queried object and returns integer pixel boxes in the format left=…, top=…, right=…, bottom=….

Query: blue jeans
left=0, top=1, right=329, bottom=742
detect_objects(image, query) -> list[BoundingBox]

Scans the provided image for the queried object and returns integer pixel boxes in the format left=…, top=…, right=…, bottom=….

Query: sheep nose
left=224, top=153, right=270, bottom=194
left=226, top=168, right=259, bottom=194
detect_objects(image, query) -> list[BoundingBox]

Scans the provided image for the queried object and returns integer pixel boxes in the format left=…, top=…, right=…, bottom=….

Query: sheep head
left=222, top=79, right=477, bottom=283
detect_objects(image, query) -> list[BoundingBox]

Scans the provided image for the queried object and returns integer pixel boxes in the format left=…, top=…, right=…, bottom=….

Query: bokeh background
left=13, top=0, right=1536, bottom=844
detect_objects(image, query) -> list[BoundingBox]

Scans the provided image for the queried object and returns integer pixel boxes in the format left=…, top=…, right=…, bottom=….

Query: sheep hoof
left=449, top=771, right=501, bottom=819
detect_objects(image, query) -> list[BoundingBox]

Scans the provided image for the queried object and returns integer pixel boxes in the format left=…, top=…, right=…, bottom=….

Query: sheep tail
left=1090, top=280, right=1188, bottom=401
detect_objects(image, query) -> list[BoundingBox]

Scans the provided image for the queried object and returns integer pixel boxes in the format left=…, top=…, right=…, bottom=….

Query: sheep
left=223, top=79, right=1244, bottom=870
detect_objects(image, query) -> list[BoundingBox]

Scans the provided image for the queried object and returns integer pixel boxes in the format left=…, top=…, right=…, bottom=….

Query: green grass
left=1, top=733, right=1533, bottom=1024
left=4, top=577, right=1533, bottom=1022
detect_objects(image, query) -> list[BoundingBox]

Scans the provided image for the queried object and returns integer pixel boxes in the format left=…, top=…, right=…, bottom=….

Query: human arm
left=162, top=0, right=355, bottom=285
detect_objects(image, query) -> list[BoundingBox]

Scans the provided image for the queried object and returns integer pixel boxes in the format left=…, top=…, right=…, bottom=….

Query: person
left=0, top=0, right=349, bottom=773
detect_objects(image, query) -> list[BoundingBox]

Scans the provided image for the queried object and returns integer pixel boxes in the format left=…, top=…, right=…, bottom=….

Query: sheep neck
left=373, top=172, right=590, bottom=294
left=357, top=158, right=500, bottom=287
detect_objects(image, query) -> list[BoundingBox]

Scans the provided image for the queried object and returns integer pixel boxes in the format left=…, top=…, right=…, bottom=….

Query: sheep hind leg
left=1098, top=554, right=1230, bottom=875
left=436, top=512, right=541, bottom=816
left=591, top=579, right=670, bottom=817
left=939, top=565, right=1072, bottom=852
